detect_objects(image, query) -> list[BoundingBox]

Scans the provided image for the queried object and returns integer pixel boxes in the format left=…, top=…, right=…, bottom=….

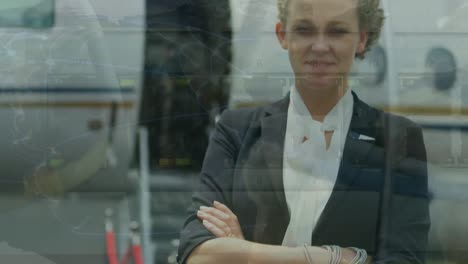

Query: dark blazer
left=177, top=92, right=430, bottom=264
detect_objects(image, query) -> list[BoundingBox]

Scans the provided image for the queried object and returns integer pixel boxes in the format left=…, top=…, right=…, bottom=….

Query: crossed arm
left=188, top=201, right=371, bottom=264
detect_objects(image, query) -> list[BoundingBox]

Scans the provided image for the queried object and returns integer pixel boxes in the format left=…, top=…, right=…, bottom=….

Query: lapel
left=312, top=92, right=381, bottom=240
left=247, top=96, right=290, bottom=244
left=260, top=97, right=289, bottom=209
left=333, top=92, right=380, bottom=190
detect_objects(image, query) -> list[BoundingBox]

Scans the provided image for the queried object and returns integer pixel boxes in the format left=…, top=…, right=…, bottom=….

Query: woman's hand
left=197, top=201, right=245, bottom=240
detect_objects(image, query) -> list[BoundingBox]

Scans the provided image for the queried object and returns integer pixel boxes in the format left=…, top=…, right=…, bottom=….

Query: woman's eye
left=294, top=27, right=314, bottom=34
left=329, top=28, right=348, bottom=36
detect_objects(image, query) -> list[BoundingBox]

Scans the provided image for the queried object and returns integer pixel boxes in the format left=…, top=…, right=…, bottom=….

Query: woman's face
left=276, top=0, right=368, bottom=91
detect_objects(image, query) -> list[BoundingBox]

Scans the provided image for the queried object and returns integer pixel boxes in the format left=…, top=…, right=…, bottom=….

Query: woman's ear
left=275, top=22, right=288, bottom=50
left=357, top=31, right=369, bottom=54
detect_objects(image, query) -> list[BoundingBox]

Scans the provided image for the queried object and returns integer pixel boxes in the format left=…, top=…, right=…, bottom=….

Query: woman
left=178, top=0, right=430, bottom=263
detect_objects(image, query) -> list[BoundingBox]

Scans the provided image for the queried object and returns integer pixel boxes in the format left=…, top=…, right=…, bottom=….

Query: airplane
left=0, top=0, right=144, bottom=194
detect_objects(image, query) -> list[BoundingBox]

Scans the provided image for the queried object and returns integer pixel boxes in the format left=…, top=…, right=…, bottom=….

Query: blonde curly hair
left=277, top=0, right=385, bottom=59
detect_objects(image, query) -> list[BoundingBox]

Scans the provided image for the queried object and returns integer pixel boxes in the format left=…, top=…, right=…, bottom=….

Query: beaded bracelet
left=323, top=245, right=341, bottom=264
left=347, top=247, right=367, bottom=264
left=302, top=244, right=314, bottom=264
left=304, top=244, right=367, bottom=264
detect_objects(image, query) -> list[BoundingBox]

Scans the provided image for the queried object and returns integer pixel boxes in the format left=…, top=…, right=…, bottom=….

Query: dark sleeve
left=176, top=109, right=250, bottom=264
left=374, top=118, right=430, bottom=264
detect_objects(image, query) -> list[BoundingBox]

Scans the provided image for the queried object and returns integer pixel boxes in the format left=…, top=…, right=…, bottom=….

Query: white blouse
left=282, top=86, right=353, bottom=247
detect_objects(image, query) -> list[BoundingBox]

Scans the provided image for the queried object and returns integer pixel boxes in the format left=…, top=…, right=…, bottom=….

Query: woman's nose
left=311, top=34, right=330, bottom=53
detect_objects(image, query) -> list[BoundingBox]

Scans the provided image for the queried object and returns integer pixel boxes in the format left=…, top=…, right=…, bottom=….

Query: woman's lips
left=304, top=60, right=335, bottom=73
left=305, top=61, right=335, bottom=68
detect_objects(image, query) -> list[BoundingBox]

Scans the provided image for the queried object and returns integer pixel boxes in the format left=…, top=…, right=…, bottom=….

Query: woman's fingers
left=213, top=201, right=244, bottom=239
left=213, top=201, right=236, bottom=219
left=197, top=202, right=245, bottom=239
left=200, top=205, right=230, bottom=221
left=197, top=209, right=232, bottom=236
left=201, top=220, right=226, bottom=237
